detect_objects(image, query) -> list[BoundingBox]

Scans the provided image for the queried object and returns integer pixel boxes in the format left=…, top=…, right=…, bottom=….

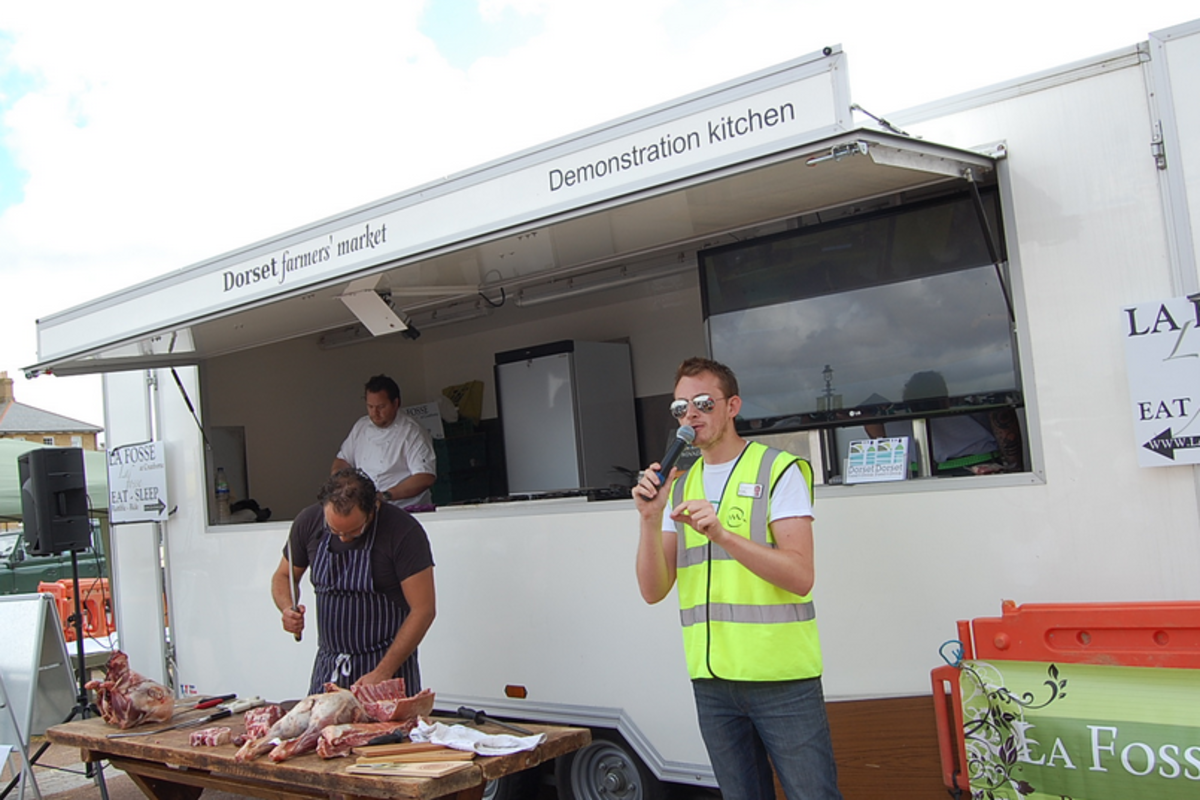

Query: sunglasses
left=669, top=394, right=726, bottom=419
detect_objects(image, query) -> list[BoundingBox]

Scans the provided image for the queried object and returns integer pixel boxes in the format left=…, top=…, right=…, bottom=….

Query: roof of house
left=0, top=400, right=102, bottom=434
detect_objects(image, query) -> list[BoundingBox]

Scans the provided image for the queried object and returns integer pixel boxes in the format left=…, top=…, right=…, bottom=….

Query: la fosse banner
left=959, top=659, right=1200, bottom=799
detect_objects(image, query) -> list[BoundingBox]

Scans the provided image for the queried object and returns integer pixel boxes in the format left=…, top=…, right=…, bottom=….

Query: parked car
left=0, top=525, right=107, bottom=596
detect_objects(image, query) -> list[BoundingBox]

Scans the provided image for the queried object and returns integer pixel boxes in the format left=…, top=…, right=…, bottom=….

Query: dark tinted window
left=701, top=190, right=1017, bottom=429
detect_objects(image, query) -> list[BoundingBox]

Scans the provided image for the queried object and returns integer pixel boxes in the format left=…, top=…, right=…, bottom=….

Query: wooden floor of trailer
left=826, top=695, right=943, bottom=798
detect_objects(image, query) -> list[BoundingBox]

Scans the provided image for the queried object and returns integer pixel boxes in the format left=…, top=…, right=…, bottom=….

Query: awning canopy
left=28, top=48, right=999, bottom=378
left=28, top=129, right=998, bottom=378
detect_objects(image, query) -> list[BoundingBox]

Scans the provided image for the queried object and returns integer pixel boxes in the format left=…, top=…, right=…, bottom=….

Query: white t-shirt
left=661, top=455, right=813, bottom=534
left=337, top=414, right=437, bottom=508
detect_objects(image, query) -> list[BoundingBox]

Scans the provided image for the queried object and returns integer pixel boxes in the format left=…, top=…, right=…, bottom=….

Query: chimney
left=0, top=371, right=13, bottom=404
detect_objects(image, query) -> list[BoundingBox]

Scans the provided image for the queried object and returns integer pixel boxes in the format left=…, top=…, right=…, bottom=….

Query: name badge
left=737, top=483, right=763, bottom=498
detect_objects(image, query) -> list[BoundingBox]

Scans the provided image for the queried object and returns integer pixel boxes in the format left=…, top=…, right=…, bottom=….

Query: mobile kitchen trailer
left=26, top=18, right=1200, bottom=800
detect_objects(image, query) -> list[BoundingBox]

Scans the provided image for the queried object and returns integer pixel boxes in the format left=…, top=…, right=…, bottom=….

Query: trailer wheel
left=555, top=731, right=664, bottom=800
left=483, top=765, right=541, bottom=800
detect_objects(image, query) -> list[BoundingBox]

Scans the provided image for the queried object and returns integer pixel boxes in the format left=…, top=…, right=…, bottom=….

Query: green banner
left=959, top=659, right=1200, bottom=799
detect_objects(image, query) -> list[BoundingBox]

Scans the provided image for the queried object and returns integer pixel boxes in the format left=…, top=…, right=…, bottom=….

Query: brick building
left=0, top=371, right=102, bottom=449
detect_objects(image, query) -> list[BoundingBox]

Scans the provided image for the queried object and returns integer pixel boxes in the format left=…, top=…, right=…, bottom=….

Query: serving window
left=699, top=185, right=1027, bottom=485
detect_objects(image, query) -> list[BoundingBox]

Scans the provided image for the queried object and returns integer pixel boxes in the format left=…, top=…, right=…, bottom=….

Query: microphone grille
left=677, top=425, right=696, bottom=444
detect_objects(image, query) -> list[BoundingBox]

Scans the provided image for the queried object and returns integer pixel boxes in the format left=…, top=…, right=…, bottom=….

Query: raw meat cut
left=350, top=677, right=404, bottom=713
left=85, top=651, right=174, bottom=730
left=316, top=720, right=419, bottom=758
left=233, top=684, right=367, bottom=763
left=243, top=704, right=285, bottom=739
left=351, top=681, right=435, bottom=722
left=189, top=727, right=232, bottom=747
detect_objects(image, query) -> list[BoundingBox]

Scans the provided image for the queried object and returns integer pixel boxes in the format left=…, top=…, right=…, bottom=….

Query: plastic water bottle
left=216, top=467, right=231, bottom=523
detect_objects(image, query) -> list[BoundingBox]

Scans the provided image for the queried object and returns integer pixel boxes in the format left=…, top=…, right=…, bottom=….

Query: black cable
left=478, top=286, right=506, bottom=307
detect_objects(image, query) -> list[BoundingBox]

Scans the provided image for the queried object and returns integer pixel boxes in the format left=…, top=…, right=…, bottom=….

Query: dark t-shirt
left=284, top=502, right=434, bottom=610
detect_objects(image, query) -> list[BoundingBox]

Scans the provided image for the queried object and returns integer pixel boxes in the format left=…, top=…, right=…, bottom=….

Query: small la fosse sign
left=107, top=441, right=169, bottom=523
left=1124, top=296, right=1200, bottom=467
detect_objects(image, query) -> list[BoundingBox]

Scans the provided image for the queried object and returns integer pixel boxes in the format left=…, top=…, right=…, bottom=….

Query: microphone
left=655, top=425, right=696, bottom=485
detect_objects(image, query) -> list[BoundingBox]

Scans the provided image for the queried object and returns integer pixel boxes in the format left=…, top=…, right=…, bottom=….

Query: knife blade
left=365, top=730, right=409, bottom=746
left=107, top=696, right=265, bottom=738
left=287, top=535, right=302, bottom=642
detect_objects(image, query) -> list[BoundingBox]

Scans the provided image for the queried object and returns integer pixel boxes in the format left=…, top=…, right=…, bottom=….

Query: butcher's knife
left=107, top=696, right=266, bottom=738
left=365, top=729, right=409, bottom=746
left=455, top=706, right=534, bottom=736
left=288, top=535, right=302, bottom=642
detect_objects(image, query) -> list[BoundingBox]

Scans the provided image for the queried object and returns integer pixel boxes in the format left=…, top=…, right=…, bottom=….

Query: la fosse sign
left=1124, top=296, right=1200, bottom=467
left=107, top=441, right=169, bottom=523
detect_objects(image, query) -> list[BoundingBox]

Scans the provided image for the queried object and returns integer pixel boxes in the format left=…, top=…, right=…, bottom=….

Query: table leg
left=442, top=785, right=485, bottom=800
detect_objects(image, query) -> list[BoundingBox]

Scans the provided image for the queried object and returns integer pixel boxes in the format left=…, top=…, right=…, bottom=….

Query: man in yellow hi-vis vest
left=634, top=357, right=842, bottom=800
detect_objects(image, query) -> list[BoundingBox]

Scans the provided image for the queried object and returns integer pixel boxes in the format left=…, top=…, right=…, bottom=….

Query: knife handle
left=196, top=693, right=237, bottom=710
left=227, top=696, right=266, bottom=714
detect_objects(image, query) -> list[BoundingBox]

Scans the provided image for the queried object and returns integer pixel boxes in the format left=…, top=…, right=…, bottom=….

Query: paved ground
left=5, top=737, right=250, bottom=800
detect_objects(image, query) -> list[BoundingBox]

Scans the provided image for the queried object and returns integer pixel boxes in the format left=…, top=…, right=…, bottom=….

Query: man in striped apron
left=634, top=357, right=842, bottom=800
left=272, top=468, right=436, bottom=695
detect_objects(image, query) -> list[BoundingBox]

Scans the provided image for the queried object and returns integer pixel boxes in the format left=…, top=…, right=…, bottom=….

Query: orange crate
left=41, top=578, right=115, bottom=640
left=37, top=581, right=74, bottom=640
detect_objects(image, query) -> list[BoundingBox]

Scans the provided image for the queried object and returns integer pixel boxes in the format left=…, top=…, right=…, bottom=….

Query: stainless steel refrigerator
left=495, top=340, right=639, bottom=493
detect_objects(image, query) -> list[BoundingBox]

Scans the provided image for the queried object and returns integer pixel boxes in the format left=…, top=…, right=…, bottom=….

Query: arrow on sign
left=143, top=497, right=166, bottom=515
left=1143, top=428, right=1200, bottom=460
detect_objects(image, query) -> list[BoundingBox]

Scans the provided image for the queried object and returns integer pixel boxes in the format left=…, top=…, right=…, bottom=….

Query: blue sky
left=419, top=0, right=543, bottom=69
left=1, top=0, right=1197, bottom=428
left=0, top=32, right=33, bottom=215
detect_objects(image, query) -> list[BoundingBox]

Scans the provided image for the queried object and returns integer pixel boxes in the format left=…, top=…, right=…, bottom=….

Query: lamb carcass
left=316, top=683, right=436, bottom=758
left=233, top=684, right=368, bottom=763
left=85, top=651, right=173, bottom=730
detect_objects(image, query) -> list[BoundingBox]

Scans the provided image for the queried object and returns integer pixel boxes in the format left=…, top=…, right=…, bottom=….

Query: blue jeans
left=692, top=677, right=842, bottom=800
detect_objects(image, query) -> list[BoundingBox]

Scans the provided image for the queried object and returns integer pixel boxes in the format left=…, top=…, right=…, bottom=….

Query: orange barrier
left=931, top=599, right=1200, bottom=794
left=37, top=580, right=73, bottom=638
left=37, top=578, right=115, bottom=641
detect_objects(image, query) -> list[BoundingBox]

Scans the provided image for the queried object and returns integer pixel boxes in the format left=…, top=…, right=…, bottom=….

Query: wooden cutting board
left=352, top=741, right=453, bottom=758
left=346, top=760, right=476, bottom=778
left=356, top=750, right=475, bottom=765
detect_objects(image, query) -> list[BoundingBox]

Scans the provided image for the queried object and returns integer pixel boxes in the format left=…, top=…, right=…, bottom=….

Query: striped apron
left=308, top=517, right=420, bottom=694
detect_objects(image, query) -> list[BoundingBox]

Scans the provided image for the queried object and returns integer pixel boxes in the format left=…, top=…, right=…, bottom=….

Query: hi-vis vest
left=671, top=442, right=822, bottom=681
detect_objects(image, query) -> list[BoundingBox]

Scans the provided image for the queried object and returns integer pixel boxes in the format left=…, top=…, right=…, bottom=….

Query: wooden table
left=47, top=713, right=590, bottom=800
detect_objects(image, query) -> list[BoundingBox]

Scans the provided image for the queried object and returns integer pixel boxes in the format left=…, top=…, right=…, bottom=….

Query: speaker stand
left=65, top=550, right=108, bottom=800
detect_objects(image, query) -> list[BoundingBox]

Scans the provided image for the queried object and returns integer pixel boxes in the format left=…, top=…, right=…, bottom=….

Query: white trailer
left=27, top=18, right=1200, bottom=800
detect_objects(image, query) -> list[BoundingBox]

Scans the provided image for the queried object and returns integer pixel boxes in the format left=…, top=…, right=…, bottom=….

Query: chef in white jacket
left=332, top=374, right=437, bottom=509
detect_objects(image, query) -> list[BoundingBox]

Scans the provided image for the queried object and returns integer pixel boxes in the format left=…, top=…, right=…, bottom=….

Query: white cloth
left=662, top=458, right=813, bottom=533
left=337, top=414, right=437, bottom=507
left=409, top=719, right=545, bottom=756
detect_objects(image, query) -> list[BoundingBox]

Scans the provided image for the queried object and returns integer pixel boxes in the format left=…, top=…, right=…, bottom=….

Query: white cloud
left=1, top=0, right=1197, bottom=428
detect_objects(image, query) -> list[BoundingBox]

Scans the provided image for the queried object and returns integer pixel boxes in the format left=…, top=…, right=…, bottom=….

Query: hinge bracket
left=1151, top=122, right=1168, bottom=171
